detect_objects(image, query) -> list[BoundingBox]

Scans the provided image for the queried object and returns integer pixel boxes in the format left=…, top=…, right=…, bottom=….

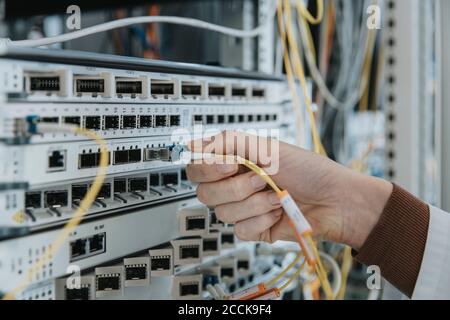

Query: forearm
left=351, top=183, right=430, bottom=297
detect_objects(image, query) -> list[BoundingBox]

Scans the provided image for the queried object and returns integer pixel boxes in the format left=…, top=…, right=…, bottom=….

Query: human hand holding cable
left=187, top=131, right=393, bottom=252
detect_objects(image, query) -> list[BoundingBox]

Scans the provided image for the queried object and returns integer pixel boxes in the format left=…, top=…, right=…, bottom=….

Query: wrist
left=340, top=173, right=393, bottom=250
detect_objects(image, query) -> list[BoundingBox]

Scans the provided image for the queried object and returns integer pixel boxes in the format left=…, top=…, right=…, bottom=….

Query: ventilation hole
left=388, top=113, right=396, bottom=122
left=387, top=132, right=396, bottom=141
left=388, top=151, right=395, bottom=159
left=388, top=1, right=395, bottom=9
left=388, top=169, right=396, bottom=178
left=387, top=56, right=396, bottom=66
left=388, top=19, right=396, bottom=28
left=387, top=38, right=396, bottom=47
left=388, top=94, right=396, bottom=103
left=387, top=75, right=396, bottom=84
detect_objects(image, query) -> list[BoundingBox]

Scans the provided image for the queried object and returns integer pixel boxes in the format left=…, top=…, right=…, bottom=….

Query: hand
left=187, top=131, right=393, bottom=250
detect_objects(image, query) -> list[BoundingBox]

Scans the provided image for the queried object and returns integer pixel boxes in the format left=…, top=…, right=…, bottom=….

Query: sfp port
left=72, top=184, right=88, bottom=201
left=228, top=115, right=236, bottom=124
left=41, top=117, right=59, bottom=123
left=237, top=260, right=250, bottom=270
left=221, top=267, right=234, bottom=278
left=151, top=80, right=174, bottom=96
left=159, top=148, right=170, bottom=161
left=128, top=178, right=148, bottom=192
left=252, top=88, right=265, bottom=98
left=238, top=115, right=246, bottom=123
left=113, top=150, right=129, bottom=165
left=217, top=115, right=225, bottom=124
left=114, top=179, right=127, bottom=193
left=247, top=114, right=254, bottom=122
left=180, top=282, right=199, bottom=296
left=182, top=82, right=202, bottom=96
left=125, top=266, right=147, bottom=281
left=257, top=115, right=263, bottom=122
left=169, top=115, right=181, bottom=127
left=78, top=152, right=99, bottom=169
left=162, top=172, right=179, bottom=186
left=115, top=78, right=144, bottom=97
left=206, top=115, right=215, bottom=124
left=97, top=276, right=120, bottom=291
left=155, top=115, right=168, bottom=127
left=63, top=116, right=81, bottom=126
left=44, top=190, right=68, bottom=208
left=180, top=245, right=200, bottom=259
left=221, top=233, right=235, bottom=247
left=74, top=74, right=108, bottom=97
left=84, top=116, right=101, bottom=130
left=151, top=256, right=171, bottom=271
left=25, top=192, right=41, bottom=209
left=95, top=183, right=111, bottom=199
left=121, top=115, right=137, bottom=129
left=26, top=71, right=66, bottom=96
left=144, top=148, right=160, bottom=161
left=186, top=216, right=206, bottom=231
left=139, top=115, right=153, bottom=128
left=203, top=238, right=218, bottom=252
left=129, top=149, right=142, bottom=162
left=66, top=286, right=90, bottom=300
left=150, top=173, right=160, bottom=187
left=193, top=115, right=203, bottom=124
left=29, top=76, right=60, bottom=92
left=208, top=85, right=226, bottom=97
left=103, top=116, right=120, bottom=130
left=231, top=86, right=247, bottom=98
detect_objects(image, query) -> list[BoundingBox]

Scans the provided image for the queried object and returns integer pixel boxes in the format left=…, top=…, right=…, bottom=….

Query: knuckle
left=229, top=176, right=245, bottom=201
left=214, top=206, right=228, bottom=223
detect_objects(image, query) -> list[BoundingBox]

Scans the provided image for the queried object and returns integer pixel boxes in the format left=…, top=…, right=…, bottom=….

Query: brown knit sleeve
left=354, top=183, right=430, bottom=298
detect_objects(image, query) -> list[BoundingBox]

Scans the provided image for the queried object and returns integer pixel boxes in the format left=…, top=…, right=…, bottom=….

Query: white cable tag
left=278, top=191, right=312, bottom=235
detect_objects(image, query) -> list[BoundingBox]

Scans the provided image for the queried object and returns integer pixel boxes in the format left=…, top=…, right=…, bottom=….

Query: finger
left=234, top=209, right=283, bottom=242
left=215, top=191, right=282, bottom=224
left=186, top=163, right=238, bottom=183
left=196, top=171, right=267, bottom=206
left=188, top=131, right=277, bottom=167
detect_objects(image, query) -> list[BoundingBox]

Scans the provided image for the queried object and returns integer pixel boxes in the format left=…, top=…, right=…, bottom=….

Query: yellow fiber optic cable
left=3, top=126, right=108, bottom=300
left=279, top=260, right=307, bottom=291
left=297, top=0, right=324, bottom=25
left=266, top=253, right=303, bottom=288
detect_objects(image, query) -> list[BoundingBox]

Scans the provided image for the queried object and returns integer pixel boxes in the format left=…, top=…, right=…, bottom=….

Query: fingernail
left=250, top=175, right=267, bottom=190
left=216, top=164, right=237, bottom=174
left=268, top=192, right=281, bottom=206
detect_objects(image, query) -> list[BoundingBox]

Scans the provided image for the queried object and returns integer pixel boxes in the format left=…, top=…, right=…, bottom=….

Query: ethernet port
left=84, top=116, right=101, bottom=130
left=221, top=233, right=235, bottom=246
left=228, top=115, right=236, bottom=124
left=70, top=239, right=87, bottom=259
left=47, top=150, right=66, bottom=172
left=139, top=115, right=153, bottom=128
left=72, top=184, right=88, bottom=201
left=257, top=115, right=263, bottom=122
left=63, top=116, right=81, bottom=126
left=155, top=115, right=168, bottom=127
left=25, top=192, right=41, bottom=209
left=103, top=116, right=119, bottom=130
left=122, top=115, right=137, bottom=129
left=128, top=178, right=148, bottom=192
left=237, top=260, right=250, bottom=270
left=238, top=115, right=246, bottom=123
left=247, top=114, right=254, bottom=122
left=221, top=267, right=234, bottom=278
left=169, top=115, right=181, bottom=127
left=97, top=276, right=120, bottom=291
left=44, top=191, right=68, bottom=208
left=265, top=114, right=271, bottom=121
left=180, top=245, right=200, bottom=259
left=89, top=233, right=105, bottom=253
left=114, top=179, right=127, bottom=193
left=186, top=216, right=206, bottom=231
left=66, top=287, right=90, bottom=300
left=180, top=283, right=199, bottom=296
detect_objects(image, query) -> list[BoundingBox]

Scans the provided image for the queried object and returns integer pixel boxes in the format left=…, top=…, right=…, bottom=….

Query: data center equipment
left=0, top=46, right=302, bottom=300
